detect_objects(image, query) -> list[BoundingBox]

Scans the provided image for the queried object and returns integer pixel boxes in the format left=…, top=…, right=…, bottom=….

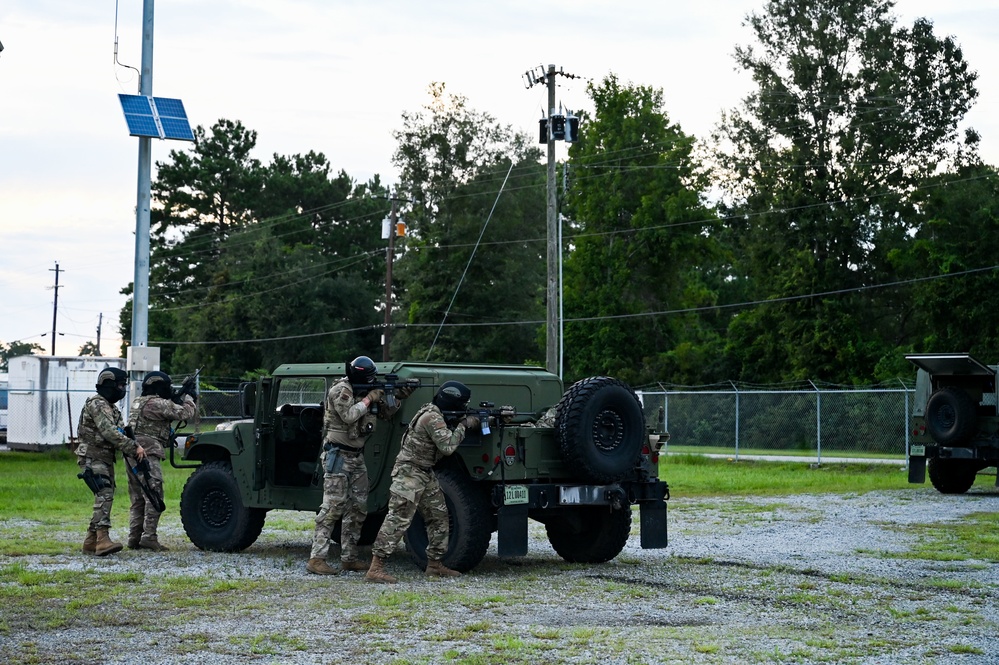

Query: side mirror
left=240, top=382, right=257, bottom=417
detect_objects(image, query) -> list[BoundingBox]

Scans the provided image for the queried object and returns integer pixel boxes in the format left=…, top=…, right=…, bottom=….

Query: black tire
left=925, top=387, right=977, bottom=445
left=927, top=458, right=978, bottom=494
left=180, top=461, right=266, bottom=552
left=405, top=468, right=492, bottom=572
left=555, top=376, right=645, bottom=483
left=546, top=507, right=632, bottom=563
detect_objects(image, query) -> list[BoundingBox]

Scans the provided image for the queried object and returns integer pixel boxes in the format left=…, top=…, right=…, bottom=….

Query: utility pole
left=382, top=198, right=399, bottom=362
left=131, top=0, right=154, bottom=355
left=96, top=313, right=103, bottom=356
left=49, top=262, right=63, bottom=355
left=523, top=64, right=579, bottom=377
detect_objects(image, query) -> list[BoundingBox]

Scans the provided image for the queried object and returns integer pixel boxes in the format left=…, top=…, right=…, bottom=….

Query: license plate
left=910, top=444, right=925, bottom=456
left=504, top=485, right=528, bottom=505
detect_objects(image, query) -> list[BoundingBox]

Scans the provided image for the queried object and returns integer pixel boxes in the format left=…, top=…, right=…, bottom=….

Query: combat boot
left=138, top=536, right=169, bottom=551
left=82, top=529, right=97, bottom=555
left=340, top=558, right=369, bottom=572
left=425, top=559, right=461, bottom=578
left=94, top=529, right=123, bottom=557
left=364, top=555, right=397, bottom=584
left=306, top=558, right=338, bottom=575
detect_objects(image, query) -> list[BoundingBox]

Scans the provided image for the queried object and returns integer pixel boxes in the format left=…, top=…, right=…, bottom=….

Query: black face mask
left=97, top=382, right=127, bottom=404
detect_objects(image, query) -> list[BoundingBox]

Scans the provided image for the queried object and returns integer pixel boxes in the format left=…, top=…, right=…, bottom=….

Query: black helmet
left=96, top=366, right=129, bottom=403
left=433, top=380, right=470, bottom=412
left=141, top=371, right=173, bottom=399
left=347, top=356, right=378, bottom=384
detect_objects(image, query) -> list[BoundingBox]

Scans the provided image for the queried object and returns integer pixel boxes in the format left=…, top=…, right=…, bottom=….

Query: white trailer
left=6, top=356, right=127, bottom=451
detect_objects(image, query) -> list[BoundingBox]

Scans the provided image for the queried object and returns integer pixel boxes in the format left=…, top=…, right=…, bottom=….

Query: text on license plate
left=504, top=485, right=528, bottom=505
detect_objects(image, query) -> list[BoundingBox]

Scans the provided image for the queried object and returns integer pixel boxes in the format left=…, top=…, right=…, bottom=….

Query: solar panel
left=118, top=94, right=195, bottom=141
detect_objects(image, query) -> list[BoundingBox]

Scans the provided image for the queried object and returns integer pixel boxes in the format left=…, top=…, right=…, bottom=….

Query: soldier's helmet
left=141, top=371, right=174, bottom=399
left=96, top=367, right=128, bottom=389
left=434, top=380, right=471, bottom=412
left=347, top=356, right=378, bottom=384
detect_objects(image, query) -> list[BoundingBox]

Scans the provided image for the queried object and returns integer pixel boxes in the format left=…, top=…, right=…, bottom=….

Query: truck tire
left=925, top=387, right=977, bottom=445
left=405, top=468, right=492, bottom=573
left=927, top=458, right=978, bottom=494
left=545, top=506, right=631, bottom=563
left=555, top=376, right=645, bottom=483
left=180, top=461, right=266, bottom=552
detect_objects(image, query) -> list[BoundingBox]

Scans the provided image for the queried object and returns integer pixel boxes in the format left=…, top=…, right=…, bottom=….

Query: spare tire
left=925, top=386, right=977, bottom=445
left=555, top=376, right=645, bottom=483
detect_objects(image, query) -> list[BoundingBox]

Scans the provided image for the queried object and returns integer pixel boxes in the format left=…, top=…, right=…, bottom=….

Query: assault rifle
left=443, top=402, right=527, bottom=436
left=353, top=374, right=421, bottom=415
left=172, top=368, right=201, bottom=405
left=121, top=426, right=167, bottom=512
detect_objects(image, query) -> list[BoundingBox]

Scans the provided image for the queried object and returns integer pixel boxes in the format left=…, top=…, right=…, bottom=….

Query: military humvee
left=170, top=362, right=670, bottom=571
left=907, top=353, right=999, bottom=493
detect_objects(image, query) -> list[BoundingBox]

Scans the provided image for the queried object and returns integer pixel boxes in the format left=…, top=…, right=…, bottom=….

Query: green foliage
left=714, top=0, right=980, bottom=383
left=390, top=83, right=547, bottom=364
left=562, top=74, right=723, bottom=385
left=0, top=341, right=44, bottom=371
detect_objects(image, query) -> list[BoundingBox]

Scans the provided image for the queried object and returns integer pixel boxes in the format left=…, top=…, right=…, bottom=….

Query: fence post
left=809, top=380, right=821, bottom=465
left=729, top=381, right=740, bottom=461
left=900, top=378, right=910, bottom=470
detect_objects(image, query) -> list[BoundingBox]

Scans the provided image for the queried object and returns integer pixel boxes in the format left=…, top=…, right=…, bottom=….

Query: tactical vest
left=128, top=395, right=173, bottom=458
left=76, top=395, right=124, bottom=465
left=395, top=403, right=445, bottom=469
left=323, top=378, right=377, bottom=446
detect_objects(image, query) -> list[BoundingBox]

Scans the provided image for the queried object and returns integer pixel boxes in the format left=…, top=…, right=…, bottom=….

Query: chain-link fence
left=640, top=383, right=915, bottom=463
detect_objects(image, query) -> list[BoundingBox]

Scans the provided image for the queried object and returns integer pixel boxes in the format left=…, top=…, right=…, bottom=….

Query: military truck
left=170, top=362, right=670, bottom=571
left=906, top=353, right=999, bottom=493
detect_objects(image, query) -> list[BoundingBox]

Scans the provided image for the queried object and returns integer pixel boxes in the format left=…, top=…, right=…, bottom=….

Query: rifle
left=353, top=374, right=421, bottom=415
left=120, top=426, right=167, bottom=512
left=172, top=368, right=201, bottom=405
left=443, top=402, right=528, bottom=436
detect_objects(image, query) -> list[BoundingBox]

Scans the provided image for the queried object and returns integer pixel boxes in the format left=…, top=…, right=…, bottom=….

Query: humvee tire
left=180, top=461, right=266, bottom=552
left=927, top=458, right=978, bottom=494
left=405, top=467, right=492, bottom=572
left=925, top=386, right=977, bottom=446
left=545, top=506, right=632, bottom=563
left=555, top=376, right=645, bottom=483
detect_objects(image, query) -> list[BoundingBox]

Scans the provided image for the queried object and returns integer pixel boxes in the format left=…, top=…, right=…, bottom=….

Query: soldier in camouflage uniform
left=75, top=367, right=146, bottom=556
left=365, top=380, right=480, bottom=583
left=307, top=356, right=414, bottom=576
left=126, top=371, right=197, bottom=551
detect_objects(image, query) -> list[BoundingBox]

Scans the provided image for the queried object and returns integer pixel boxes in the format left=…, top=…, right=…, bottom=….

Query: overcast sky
left=1, top=0, right=996, bottom=360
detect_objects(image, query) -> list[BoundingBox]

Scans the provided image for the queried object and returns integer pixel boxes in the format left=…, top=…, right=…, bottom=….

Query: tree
left=714, top=0, right=979, bottom=382
left=0, top=341, right=44, bottom=371
left=390, top=84, right=547, bottom=364
left=78, top=341, right=101, bottom=357
left=562, top=74, right=722, bottom=386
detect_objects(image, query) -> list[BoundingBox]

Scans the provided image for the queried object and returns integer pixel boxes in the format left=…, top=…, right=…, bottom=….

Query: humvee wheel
left=546, top=506, right=631, bottom=563
left=555, top=376, right=645, bottom=483
left=180, top=461, right=266, bottom=552
left=405, top=468, right=492, bottom=572
left=928, top=458, right=978, bottom=494
left=925, top=387, right=977, bottom=445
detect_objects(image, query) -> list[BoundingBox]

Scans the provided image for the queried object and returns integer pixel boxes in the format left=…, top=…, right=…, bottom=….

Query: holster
left=323, top=443, right=344, bottom=475
left=77, top=467, right=110, bottom=494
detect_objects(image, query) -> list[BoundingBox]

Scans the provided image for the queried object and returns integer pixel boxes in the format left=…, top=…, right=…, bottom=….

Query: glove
left=397, top=383, right=417, bottom=399
left=499, top=406, right=515, bottom=423
left=460, top=415, right=480, bottom=430
left=366, top=389, right=385, bottom=403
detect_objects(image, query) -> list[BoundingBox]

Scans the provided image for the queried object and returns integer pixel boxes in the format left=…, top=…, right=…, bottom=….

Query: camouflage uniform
left=76, top=394, right=141, bottom=532
left=126, top=393, right=196, bottom=546
left=310, top=377, right=399, bottom=566
left=371, top=402, right=468, bottom=561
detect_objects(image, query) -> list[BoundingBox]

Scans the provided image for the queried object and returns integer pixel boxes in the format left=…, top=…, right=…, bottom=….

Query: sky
left=1, top=0, right=997, bottom=360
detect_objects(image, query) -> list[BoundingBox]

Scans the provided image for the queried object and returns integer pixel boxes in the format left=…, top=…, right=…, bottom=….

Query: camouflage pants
left=310, top=451, right=368, bottom=561
left=127, top=455, right=165, bottom=539
left=78, top=457, right=116, bottom=531
left=371, top=463, right=449, bottom=561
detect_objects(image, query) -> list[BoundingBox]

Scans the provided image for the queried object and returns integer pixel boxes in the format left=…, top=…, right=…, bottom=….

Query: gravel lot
left=2, top=486, right=998, bottom=664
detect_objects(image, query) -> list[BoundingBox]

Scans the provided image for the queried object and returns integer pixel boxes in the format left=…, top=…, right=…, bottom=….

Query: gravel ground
left=2, top=487, right=998, bottom=665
